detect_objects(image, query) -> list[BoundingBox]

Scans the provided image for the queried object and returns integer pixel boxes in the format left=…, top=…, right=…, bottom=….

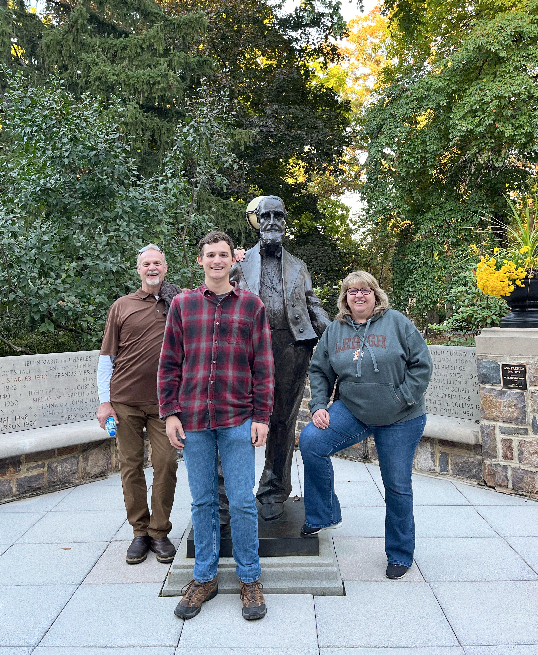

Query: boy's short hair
left=198, top=230, right=235, bottom=257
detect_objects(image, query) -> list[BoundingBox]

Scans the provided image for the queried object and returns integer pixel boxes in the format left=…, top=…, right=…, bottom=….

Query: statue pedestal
left=162, top=497, right=344, bottom=596
left=186, top=497, right=318, bottom=558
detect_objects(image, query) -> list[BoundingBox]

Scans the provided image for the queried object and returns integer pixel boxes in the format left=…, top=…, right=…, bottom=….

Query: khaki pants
left=112, top=402, right=177, bottom=539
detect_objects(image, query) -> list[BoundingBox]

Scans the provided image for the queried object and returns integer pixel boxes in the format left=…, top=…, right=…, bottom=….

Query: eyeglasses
left=138, top=244, right=163, bottom=254
left=347, top=288, right=372, bottom=296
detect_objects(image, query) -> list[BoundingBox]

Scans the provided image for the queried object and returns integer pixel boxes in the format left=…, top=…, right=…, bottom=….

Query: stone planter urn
left=500, top=275, right=538, bottom=328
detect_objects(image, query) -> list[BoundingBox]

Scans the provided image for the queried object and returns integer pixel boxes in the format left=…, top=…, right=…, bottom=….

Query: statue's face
left=258, top=197, right=286, bottom=247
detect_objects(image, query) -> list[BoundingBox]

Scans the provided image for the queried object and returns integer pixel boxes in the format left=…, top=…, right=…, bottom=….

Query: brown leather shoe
left=126, top=536, right=151, bottom=565
left=150, top=536, right=176, bottom=563
left=174, top=578, right=218, bottom=620
left=240, top=579, right=266, bottom=620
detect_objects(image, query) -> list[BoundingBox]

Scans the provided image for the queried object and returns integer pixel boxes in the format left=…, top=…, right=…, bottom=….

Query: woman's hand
left=312, top=408, right=330, bottom=429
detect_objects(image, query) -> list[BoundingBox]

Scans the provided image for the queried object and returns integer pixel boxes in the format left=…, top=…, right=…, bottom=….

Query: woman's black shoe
left=386, top=563, right=410, bottom=579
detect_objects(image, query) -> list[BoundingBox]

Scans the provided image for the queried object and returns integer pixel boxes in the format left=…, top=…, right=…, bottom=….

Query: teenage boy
left=158, top=231, right=274, bottom=621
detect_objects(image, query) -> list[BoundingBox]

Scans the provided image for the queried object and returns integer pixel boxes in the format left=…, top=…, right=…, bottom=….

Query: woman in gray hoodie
left=299, top=271, right=432, bottom=579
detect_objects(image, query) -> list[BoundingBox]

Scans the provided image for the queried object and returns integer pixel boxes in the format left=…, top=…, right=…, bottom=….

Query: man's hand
left=251, top=421, right=268, bottom=447
left=166, top=415, right=186, bottom=449
left=312, top=409, right=330, bottom=430
left=97, top=402, right=119, bottom=430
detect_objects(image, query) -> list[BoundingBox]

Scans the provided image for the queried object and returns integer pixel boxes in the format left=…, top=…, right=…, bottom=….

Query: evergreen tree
left=10, top=0, right=214, bottom=173
left=0, top=72, right=240, bottom=354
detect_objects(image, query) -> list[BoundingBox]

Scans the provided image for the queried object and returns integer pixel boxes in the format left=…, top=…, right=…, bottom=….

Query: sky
left=339, top=0, right=379, bottom=21
left=281, top=0, right=378, bottom=23
left=30, top=0, right=378, bottom=20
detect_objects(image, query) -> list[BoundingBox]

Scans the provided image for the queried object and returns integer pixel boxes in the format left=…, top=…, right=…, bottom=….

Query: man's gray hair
left=137, top=244, right=166, bottom=266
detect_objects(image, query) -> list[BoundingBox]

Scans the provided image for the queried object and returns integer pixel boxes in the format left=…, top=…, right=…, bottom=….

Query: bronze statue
left=230, top=195, right=330, bottom=520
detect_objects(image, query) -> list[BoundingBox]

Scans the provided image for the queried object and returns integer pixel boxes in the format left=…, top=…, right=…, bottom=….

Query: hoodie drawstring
left=352, top=318, right=379, bottom=377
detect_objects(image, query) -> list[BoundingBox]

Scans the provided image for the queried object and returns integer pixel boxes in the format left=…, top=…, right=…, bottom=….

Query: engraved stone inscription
left=0, top=351, right=99, bottom=433
left=426, top=346, right=480, bottom=422
left=501, top=364, right=527, bottom=390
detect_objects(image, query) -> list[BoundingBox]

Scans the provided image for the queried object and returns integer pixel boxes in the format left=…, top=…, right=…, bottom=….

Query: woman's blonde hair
left=335, top=271, right=389, bottom=322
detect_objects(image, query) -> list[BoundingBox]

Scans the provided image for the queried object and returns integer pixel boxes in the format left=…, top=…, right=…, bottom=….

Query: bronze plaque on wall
left=501, top=364, right=527, bottom=390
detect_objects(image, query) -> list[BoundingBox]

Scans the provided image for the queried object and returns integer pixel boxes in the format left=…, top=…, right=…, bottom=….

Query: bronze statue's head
left=247, top=195, right=287, bottom=249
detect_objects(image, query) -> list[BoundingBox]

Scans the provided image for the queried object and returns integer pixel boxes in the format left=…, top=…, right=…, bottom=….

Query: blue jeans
left=299, top=400, right=426, bottom=567
left=183, top=418, right=261, bottom=583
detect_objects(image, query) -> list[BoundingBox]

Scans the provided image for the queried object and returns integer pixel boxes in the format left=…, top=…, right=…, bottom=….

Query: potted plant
left=475, top=192, right=538, bottom=327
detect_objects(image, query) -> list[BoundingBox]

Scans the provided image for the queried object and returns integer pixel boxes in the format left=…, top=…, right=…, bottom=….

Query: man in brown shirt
left=96, top=245, right=179, bottom=565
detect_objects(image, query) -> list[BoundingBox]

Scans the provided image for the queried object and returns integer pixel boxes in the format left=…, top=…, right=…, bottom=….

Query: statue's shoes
left=259, top=502, right=284, bottom=521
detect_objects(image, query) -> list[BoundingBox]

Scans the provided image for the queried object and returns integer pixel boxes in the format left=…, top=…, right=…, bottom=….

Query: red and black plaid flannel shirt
left=158, top=282, right=274, bottom=431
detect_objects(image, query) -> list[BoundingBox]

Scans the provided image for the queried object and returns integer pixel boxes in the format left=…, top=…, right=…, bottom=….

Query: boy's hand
left=165, top=415, right=186, bottom=449
left=251, top=422, right=268, bottom=446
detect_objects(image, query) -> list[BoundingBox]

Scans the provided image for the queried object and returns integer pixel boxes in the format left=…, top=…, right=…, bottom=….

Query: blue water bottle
left=105, top=416, right=116, bottom=437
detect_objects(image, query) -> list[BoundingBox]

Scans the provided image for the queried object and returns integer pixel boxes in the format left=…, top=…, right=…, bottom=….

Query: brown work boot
left=174, top=578, right=218, bottom=620
left=239, top=579, right=266, bottom=620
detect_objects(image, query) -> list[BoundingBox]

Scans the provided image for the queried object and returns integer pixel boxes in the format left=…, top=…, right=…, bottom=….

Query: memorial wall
left=2, top=342, right=534, bottom=498
left=0, top=345, right=521, bottom=498
left=0, top=346, right=480, bottom=436
left=0, top=351, right=99, bottom=433
left=425, top=346, right=480, bottom=422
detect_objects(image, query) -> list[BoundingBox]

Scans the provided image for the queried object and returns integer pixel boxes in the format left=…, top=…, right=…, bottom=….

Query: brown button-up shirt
left=100, top=289, right=167, bottom=406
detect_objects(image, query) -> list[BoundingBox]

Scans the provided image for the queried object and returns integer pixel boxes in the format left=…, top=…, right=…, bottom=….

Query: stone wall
left=0, top=439, right=120, bottom=500
left=0, top=351, right=99, bottom=433
left=4, top=335, right=538, bottom=501
left=416, top=346, right=482, bottom=481
left=475, top=328, right=538, bottom=495
left=0, top=435, right=155, bottom=503
left=411, top=437, right=483, bottom=481
left=0, top=351, right=153, bottom=502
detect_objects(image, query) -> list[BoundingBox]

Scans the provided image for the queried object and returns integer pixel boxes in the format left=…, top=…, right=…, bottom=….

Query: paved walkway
left=1, top=448, right=538, bottom=654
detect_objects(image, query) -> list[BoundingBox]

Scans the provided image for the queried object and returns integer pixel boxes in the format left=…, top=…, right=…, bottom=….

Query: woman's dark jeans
left=299, top=400, right=426, bottom=567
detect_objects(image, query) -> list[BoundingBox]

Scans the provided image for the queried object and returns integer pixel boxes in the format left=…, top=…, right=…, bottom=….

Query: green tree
left=0, top=72, right=158, bottom=352
left=165, top=0, right=354, bottom=255
left=149, top=84, right=247, bottom=287
left=0, top=72, right=241, bottom=354
left=359, top=0, right=538, bottom=326
left=2, top=0, right=357, bottom=321
left=0, top=1, right=45, bottom=88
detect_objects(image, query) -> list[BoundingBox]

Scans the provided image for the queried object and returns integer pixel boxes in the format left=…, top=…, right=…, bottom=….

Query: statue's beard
left=260, top=232, right=283, bottom=250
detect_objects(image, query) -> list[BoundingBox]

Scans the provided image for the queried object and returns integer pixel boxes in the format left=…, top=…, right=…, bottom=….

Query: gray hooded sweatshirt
left=308, top=309, right=432, bottom=426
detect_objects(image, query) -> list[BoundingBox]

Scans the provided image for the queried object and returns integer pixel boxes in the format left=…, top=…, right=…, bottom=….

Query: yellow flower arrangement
left=475, top=255, right=527, bottom=298
left=475, top=193, right=538, bottom=299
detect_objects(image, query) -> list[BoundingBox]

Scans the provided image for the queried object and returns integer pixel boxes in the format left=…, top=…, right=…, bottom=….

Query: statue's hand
left=251, top=421, right=268, bottom=446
